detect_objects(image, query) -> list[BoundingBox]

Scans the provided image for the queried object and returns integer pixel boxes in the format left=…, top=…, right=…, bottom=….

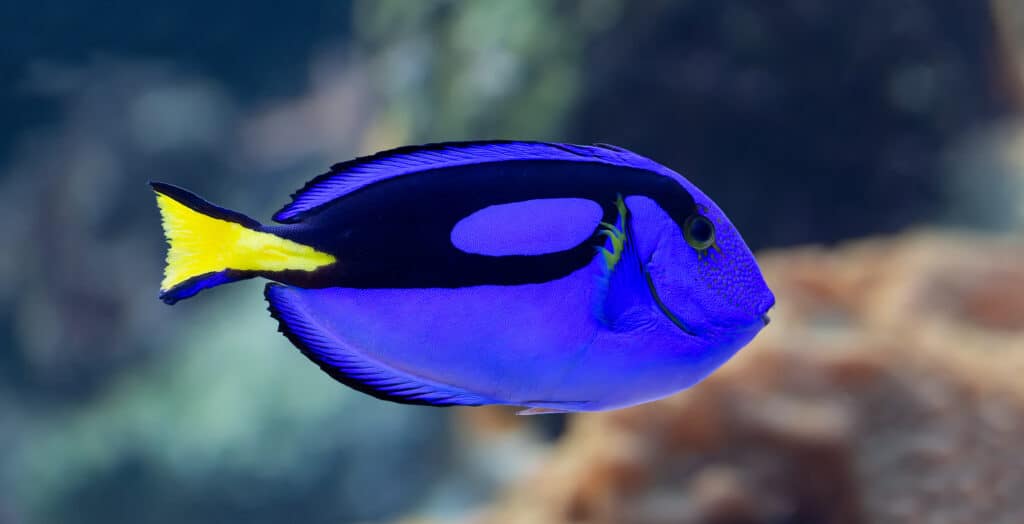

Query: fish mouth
left=719, top=312, right=771, bottom=336
left=747, top=300, right=774, bottom=331
left=757, top=295, right=776, bottom=328
left=712, top=304, right=774, bottom=335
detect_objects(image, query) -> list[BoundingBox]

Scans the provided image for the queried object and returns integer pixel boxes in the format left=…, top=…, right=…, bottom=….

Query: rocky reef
left=442, top=232, right=1024, bottom=524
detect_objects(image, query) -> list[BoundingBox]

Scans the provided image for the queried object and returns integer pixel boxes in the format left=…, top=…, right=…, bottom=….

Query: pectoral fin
left=593, top=196, right=653, bottom=330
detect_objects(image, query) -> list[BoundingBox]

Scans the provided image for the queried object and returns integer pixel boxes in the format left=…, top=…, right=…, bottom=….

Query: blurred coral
left=993, top=0, right=1024, bottom=108
left=447, top=232, right=1024, bottom=524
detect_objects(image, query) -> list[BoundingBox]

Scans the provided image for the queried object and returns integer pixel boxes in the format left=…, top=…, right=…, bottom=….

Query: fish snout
left=752, top=290, right=775, bottom=329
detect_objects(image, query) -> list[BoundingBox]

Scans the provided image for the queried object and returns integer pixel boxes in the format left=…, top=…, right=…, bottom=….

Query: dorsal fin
left=272, top=141, right=683, bottom=223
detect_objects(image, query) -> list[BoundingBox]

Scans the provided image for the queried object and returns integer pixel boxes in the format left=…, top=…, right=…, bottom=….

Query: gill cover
left=594, top=195, right=695, bottom=335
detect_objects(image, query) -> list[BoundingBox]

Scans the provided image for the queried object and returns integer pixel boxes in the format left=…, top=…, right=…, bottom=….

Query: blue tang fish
left=152, top=141, right=774, bottom=414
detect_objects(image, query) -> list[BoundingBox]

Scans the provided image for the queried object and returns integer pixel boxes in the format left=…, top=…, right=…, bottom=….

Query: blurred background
left=2, top=1, right=1024, bottom=523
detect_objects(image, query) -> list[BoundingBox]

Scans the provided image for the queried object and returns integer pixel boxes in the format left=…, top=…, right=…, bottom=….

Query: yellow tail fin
left=152, top=183, right=336, bottom=304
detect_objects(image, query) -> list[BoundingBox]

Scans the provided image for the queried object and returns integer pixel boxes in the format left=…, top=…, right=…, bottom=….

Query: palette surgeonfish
left=152, top=141, right=775, bottom=414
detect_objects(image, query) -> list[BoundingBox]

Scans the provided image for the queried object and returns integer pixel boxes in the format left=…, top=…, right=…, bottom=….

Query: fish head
left=626, top=189, right=775, bottom=339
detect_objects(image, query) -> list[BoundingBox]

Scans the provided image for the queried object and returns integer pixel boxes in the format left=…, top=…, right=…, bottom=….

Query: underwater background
left=2, top=1, right=1023, bottom=522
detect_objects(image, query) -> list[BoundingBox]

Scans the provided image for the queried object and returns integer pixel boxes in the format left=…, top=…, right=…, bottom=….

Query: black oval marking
left=269, top=160, right=696, bottom=289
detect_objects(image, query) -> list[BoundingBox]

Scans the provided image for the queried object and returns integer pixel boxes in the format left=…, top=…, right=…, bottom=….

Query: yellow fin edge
left=155, top=192, right=335, bottom=291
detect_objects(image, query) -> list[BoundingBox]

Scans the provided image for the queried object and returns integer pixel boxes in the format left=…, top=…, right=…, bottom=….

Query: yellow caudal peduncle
left=155, top=192, right=335, bottom=291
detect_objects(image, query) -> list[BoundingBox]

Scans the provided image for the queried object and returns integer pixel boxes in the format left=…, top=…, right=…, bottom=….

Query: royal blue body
left=159, top=141, right=775, bottom=412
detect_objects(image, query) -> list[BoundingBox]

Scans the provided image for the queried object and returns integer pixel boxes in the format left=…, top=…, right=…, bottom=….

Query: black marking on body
left=265, top=160, right=696, bottom=289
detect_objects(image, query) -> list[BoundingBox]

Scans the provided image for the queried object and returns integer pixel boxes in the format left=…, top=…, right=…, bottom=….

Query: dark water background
left=1, top=1, right=1021, bottom=522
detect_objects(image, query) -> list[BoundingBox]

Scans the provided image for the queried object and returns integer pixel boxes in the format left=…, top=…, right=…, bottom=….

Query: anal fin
left=264, top=284, right=495, bottom=407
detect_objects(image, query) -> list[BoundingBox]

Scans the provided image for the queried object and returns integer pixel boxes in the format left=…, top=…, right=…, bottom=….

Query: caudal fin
left=151, top=182, right=336, bottom=305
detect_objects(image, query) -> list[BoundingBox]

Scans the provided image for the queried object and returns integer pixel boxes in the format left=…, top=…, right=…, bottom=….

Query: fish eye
left=684, top=214, right=715, bottom=251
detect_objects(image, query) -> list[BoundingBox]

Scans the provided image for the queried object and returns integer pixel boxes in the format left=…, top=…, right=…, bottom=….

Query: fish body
left=153, top=141, right=774, bottom=412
